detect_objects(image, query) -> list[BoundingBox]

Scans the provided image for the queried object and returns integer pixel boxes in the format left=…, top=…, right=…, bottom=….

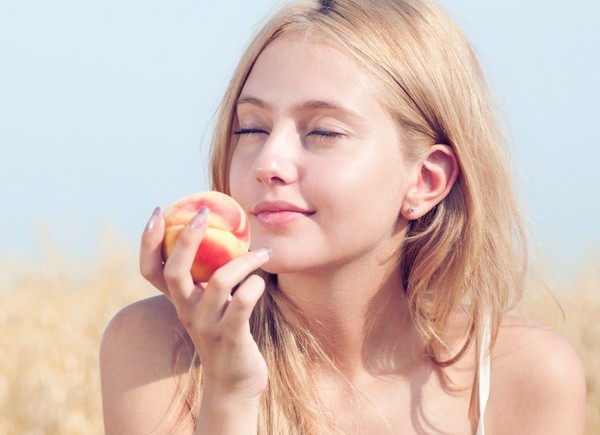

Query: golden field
left=0, top=234, right=598, bottom=434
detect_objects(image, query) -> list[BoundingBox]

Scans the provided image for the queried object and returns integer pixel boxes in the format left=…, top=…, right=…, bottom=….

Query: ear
left=400, top=144, right=459, bottom=220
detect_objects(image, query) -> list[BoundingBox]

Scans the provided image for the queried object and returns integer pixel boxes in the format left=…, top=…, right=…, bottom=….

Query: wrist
left=201, top=388, right=262, bottom=410
left=202, top=377, right=266, bottom=403
left=196, top=392, right=261, bottom=435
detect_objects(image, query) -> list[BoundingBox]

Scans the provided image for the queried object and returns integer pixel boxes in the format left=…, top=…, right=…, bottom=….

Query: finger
left=139, top=207, right=168, bottom=293
left=222, top=274, right=266, bottom=335
left=200, top=248, right=271, bottom=322
left=163, top=207, right=209, bottom=305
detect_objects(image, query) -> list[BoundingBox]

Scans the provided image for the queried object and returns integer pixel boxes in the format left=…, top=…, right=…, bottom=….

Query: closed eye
left=310, top=130, right=344, bottom=139
left=233, top=128, right=269, bottom=136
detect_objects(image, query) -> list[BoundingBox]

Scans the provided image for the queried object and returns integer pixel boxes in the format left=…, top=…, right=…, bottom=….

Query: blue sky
left=1, top=0, right=599, bottom=277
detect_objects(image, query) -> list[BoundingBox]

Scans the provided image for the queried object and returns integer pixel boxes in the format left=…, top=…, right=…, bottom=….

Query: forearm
left=195, top=394, right=260, bottom=435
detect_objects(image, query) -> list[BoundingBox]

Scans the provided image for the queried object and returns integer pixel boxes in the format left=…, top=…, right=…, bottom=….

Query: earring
left=408, top=206, right=415, bottom=214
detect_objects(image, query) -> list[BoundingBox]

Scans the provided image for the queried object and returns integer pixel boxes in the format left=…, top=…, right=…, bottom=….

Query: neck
left=275, top=243, right=425, bottom=380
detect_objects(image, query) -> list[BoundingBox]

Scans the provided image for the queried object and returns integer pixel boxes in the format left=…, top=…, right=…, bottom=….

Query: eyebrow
left=236, top=96, right=365, bottom=123
left=236, top=96, right=271, bottom=110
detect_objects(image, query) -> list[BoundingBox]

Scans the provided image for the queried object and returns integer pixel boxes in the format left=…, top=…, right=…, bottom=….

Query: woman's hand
left=139, top=206, right=270, bottom=405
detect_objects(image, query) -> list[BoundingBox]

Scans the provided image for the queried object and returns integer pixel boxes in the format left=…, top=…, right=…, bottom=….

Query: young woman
left=100, top=0, right=586, bottom=433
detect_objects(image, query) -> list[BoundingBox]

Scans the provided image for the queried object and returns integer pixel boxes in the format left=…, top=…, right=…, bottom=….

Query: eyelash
left=234, top=128, right=343, bottom=140
left=233, top=128, right=267, bottom=136
left=310, top=130, right=343, bottom=139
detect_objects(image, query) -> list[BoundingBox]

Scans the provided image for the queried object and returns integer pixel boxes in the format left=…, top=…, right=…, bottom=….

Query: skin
left=100, top=34, right=586, bottom=434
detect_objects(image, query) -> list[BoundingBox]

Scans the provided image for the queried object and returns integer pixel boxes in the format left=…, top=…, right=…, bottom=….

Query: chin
left=259, top=259, right=296, bottom=275
left=256, top=250, right=309, bottom=276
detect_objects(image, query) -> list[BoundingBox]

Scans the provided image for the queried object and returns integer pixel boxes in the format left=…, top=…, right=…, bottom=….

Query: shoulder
left=486, top=315, right=586, bottom=434
left=100, top=295, right=192, bottom=370
left=102, top=294, right=185, bottom=347
left=100, top=295, right=195, bottom=433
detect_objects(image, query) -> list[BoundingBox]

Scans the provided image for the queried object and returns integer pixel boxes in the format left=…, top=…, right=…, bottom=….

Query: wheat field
left=1, top=234, right=598, bottom=434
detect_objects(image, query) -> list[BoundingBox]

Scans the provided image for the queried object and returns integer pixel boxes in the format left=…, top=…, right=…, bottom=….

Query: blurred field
left=0, top=232, right=155, bottom=434
left=0, top=234, right=598, bottom=434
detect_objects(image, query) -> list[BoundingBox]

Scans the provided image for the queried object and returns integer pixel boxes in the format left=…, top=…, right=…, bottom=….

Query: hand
left=139, top=206, right=271, bottom=402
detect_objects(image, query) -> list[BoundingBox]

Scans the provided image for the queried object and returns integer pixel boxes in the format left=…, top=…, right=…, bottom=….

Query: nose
left=253, top=126, right=299, bottom=186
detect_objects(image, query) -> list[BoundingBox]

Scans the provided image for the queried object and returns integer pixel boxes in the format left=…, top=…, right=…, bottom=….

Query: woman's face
left=229, top=33, right=413, bottom=275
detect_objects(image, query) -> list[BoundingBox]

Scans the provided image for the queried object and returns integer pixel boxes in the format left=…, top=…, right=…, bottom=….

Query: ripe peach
left=162, top=191, right=251, bottom=282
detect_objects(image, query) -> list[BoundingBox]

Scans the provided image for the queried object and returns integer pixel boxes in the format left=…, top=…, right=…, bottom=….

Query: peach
left=162, top=191, right=251, bottom=282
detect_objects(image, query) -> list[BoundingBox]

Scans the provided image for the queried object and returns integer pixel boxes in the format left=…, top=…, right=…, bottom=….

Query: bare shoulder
left=100, top=294, right=193, bottom=366
left=487, top=315, right=586, bottom=434
left=100, top=295, right=195, bottom=433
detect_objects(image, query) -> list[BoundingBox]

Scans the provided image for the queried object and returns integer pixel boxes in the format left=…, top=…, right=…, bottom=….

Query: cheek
left=344, top=155, right=406, bottom=217
left=340, top=150, right=404, bottom=194
left=228, top=153, right=250, bottom=197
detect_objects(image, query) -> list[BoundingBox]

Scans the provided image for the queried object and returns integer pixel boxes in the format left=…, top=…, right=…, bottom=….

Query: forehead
left=240, top=32, right=380, bottom=104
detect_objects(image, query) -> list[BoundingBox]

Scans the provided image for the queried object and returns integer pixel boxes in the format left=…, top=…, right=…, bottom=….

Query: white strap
left=476, top=318, right=491, bottom=435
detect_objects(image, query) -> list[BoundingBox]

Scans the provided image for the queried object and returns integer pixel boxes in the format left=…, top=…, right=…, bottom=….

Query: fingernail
left=145, top=207, right=161, bottom=231
left=253, top=247, right=272, bottom=259
left=190, top=207, right=209, bottom=230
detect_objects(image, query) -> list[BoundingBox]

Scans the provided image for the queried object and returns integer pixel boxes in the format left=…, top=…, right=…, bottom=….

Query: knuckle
left=245, top=274, right=266, bottom=288
left=175, top=307, right=219, bottom=340
left=227, top=277, right=265, bottom=315
left=209, top=268, right=232, bottom=290
left=163, top=264, right=184, bottom=287
left=139, top=262, right=156, bottom=281
left=232, top=291, right=256, bottom=310
left=177, top=229, right=201, bottom=248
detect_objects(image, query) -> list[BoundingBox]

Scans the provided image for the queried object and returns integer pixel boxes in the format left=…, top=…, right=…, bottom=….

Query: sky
left=1, top=0, right=599, bottom=277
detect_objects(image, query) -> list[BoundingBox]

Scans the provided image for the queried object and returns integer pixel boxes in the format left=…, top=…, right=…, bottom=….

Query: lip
left=251, top=200, right=315, bottom=226
left=252, top=200, right=313, bottom=215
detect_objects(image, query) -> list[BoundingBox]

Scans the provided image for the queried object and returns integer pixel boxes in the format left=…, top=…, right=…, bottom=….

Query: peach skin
left=162, top=191, right=251, bottom=282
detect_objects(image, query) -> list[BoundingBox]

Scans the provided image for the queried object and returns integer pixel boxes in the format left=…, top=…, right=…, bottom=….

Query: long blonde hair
left=177, top=0, right=527, bottom=432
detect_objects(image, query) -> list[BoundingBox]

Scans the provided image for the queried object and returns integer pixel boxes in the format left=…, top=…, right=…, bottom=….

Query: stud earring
left=408, top=206, right=415, bottom=214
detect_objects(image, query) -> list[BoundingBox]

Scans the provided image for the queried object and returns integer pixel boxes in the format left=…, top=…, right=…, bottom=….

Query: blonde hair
left=176, top=0, right=527, bottom=432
